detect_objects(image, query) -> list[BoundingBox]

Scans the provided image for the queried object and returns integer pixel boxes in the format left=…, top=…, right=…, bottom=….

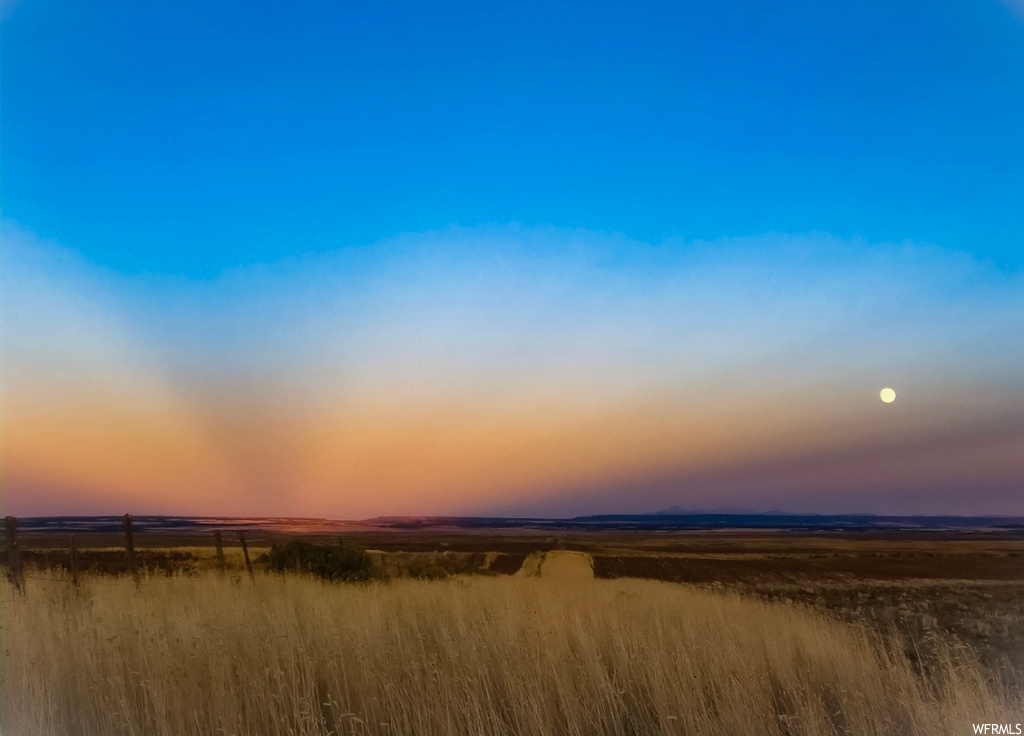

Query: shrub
left=405, top=555, right=450, bottom=580
left=266, top=540, right=373, bottom=582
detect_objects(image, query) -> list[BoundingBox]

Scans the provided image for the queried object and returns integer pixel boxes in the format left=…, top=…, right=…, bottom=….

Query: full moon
left=880, top=387, right=897, bottom=403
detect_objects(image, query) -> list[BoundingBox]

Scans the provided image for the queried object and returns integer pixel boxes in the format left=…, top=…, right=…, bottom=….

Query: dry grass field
left=5, top=528, right=1023, bottom=735
left=3, top=571, right=1021, bottom=736
left=16, top=528, right=1024, bottom=681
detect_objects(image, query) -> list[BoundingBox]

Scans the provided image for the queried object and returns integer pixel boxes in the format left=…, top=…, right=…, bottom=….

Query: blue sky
left=2, top=1, right=1023, bottom=516
left=4, top=0, right=1023, bottom=275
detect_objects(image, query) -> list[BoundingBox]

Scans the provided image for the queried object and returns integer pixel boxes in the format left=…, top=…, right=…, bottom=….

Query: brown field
left=5, top=528, right=1024, bottom=734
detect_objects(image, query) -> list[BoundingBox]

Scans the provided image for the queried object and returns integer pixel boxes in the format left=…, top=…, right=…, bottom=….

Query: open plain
left=4, top=519, right=1024, bottom=734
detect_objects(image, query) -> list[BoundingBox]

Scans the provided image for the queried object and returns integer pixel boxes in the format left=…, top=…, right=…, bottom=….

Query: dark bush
left=266, top=540, right=373, bottom=582
left=405, top=555, right=449, bottom=580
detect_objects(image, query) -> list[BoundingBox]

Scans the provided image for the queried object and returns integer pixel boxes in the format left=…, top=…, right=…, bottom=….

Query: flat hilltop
left=7, top=515, right=1024, bottom=688
left=5, top=515, right=1024, bottom=734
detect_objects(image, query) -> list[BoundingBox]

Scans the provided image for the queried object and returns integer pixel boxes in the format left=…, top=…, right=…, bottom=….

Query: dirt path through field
left=516, top=551, right=594, bottom=580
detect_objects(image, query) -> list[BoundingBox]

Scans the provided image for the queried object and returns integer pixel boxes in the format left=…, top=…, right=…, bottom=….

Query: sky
left=2, top=0, right=1022, bottom=517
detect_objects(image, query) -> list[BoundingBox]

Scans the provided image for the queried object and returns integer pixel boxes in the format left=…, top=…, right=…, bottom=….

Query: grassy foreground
left=2, top=574, right=1017, bottom=735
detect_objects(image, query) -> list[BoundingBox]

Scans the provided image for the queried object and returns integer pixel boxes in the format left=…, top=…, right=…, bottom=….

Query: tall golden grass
left=2, top=573, right=1017, bottom=735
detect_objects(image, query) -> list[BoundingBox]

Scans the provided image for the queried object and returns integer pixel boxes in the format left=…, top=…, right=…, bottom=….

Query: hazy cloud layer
left=3, top=220, right=1022, bottom=516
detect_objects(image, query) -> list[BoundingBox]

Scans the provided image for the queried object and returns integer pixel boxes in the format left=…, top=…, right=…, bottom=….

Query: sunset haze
left=2, top=0, right=1022, bottom=518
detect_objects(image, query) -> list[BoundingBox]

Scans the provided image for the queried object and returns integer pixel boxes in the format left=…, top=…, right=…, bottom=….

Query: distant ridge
left=570, top=512, right=1024, bottom=532
left=652, top=505, right=812, bottom=516
left=11, top=513, right=1024, bottom=535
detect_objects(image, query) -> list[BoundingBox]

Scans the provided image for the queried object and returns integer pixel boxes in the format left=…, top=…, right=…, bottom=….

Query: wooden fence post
left=4, top=516, right=25, bottom=594
left=214, top=530, right=226, bottom=574
left=122, top=513, right=140, bottom=585
left=239, top=531, right=255, bottom=582
left=69, top=534, right=80, bottom=588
